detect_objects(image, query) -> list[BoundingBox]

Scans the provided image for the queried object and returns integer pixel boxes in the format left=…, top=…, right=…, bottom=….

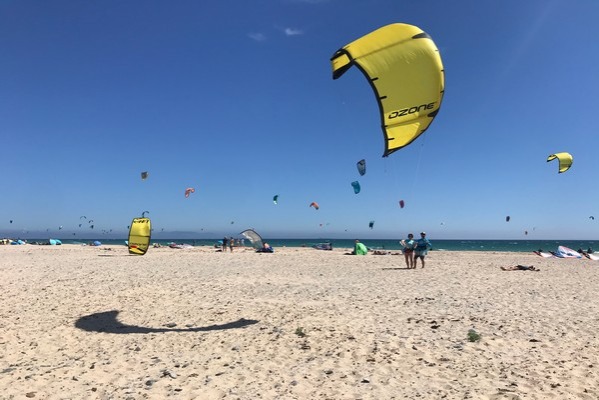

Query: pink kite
left=185, top=187, right=196, bottom=198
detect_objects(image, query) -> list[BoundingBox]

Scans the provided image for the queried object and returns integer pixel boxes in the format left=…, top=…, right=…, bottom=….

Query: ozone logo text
left=388, top=102, right=435, bottom=119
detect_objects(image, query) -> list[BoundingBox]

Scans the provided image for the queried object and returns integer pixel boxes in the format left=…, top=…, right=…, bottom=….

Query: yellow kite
left=547, top=152, right=573, bottom=173
left=331, top=23, right=445, bottom=157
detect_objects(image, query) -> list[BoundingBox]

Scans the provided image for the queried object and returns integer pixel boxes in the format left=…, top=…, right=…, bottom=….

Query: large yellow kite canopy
left=331, top=23, right=445, bottom=157
left=547, top=152, right=573, bottom=173
left=128, top=217, right=151, bottom=255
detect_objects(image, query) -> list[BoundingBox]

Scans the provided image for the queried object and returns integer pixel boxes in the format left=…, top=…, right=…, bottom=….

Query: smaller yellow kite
left=547, top=152, right=573, bottom=173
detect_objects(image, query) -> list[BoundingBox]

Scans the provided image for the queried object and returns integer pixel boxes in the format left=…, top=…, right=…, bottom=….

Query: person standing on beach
left=229, top=237, right=234, bottom=252
left=400, top=233, right=416, bottom=268
left=222, top=237, right=228, bottom=252
left=414, top=232, right=432, bottom=268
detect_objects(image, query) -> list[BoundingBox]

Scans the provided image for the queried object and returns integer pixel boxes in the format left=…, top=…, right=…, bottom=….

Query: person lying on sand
left=501, top=265, right=539, bottom=271
left=373, top=250, right=390, bottom=255
left=256, top=243, right=274, bottom=253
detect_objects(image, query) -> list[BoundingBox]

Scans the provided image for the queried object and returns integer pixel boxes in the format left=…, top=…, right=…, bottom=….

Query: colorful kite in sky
left=332, top=23, right=445, bottom=157
left=547, top=152, right=573, bottom=173
left=184, top=187, right=195, bottom=198
left=357, top=159, right=366, bottom=176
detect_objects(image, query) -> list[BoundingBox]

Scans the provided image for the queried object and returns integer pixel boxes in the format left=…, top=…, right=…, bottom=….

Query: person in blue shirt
left=414, top=232, right=432, bottom=268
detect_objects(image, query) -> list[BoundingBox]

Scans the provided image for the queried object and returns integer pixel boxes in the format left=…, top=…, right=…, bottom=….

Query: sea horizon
left=7, top=237, right=599, bottom=253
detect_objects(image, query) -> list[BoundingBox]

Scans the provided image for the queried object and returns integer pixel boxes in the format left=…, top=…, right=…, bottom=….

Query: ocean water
left=24, top=238, right=599, bottom=253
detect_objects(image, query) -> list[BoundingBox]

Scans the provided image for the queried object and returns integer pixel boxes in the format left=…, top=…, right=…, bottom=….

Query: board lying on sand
left=586, top=253, right=599, bottom=261
left=533, top=251, right=555, bottom=258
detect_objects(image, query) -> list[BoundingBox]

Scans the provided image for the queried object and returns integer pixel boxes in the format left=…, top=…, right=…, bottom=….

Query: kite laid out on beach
left=240, top=228, right=263, bottom=249
left=351, top=181, right=361, bottom=194
left=357, top=159, right=366, bottom=176
left=184, top=187, right=195, bottom=198
left=128, top=216, right=152, bottom=256
left=310, top=202, right=320, bottom=210
left=555, top=246, right=582, bottom=258
left=141, top=171, right=149, bottom=180
left=547, top=152, right=573, bottom=173
left=331, top=23, right=445, bottom=157
left=273, top=195, right=279, bottom=204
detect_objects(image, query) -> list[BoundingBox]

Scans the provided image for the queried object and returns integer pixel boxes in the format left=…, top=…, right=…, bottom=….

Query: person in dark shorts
left=400, top=233, right=415, bottom=268
left=414, top=232, right=432, bottom=268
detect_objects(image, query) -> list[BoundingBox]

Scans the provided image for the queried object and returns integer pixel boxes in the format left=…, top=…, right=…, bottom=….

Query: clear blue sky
left=1, top=0, right=598, bottom=240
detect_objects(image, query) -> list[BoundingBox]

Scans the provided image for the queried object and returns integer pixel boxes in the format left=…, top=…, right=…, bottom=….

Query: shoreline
left=3, top=238, right=598, bottom=254
left=2, top=245, right=599, bottom=398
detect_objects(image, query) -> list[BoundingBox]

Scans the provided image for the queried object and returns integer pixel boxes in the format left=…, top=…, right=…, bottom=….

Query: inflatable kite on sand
left=128, top=214, right=151, bottom=256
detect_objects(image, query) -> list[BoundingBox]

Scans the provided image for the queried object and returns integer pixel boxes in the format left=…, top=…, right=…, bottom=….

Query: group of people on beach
left=350, top=232, right=432, bottom=269
left=400, top=232, right=432, bottom=269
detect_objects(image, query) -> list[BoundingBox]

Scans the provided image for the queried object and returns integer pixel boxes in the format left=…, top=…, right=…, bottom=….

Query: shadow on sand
left=75, top=310, right=259, bottom=334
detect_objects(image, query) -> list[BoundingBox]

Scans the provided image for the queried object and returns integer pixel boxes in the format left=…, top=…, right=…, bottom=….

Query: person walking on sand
left=400, top=233, right=416, bottom=268
left=414, top=232, right=432, bottom=268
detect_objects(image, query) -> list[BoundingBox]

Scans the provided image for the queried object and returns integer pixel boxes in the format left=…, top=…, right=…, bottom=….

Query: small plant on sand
left=295, top=327, right=307, bottom=337
left=467, top=329, right=481, bottom=342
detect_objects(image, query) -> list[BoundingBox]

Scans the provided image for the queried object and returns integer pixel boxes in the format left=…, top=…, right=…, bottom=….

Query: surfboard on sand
left=533, top=251, right=555, bottom=258
left=585, top=253, right=599, bottom=261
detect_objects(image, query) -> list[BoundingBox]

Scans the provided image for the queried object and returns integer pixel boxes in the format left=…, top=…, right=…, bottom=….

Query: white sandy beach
left=1, top=244, right=599, bottom=399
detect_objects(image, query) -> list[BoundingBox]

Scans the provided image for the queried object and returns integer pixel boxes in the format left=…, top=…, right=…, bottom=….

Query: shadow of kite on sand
left=75, top=310, right=259, bottom=334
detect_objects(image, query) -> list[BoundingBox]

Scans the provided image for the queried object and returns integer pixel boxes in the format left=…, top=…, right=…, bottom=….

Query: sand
left=1, top=244, right=599, bottom=399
